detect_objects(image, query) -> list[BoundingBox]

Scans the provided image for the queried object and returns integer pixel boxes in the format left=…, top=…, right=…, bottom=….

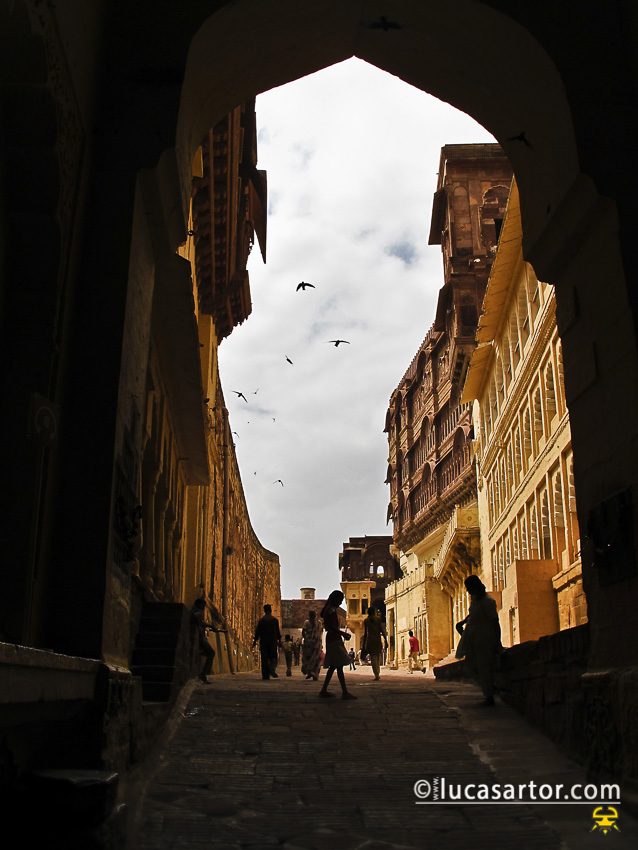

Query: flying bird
left=296, top=281, right=315, bottom=291
left=273, top=479, right=284, bottom=487
left=327, top=339, right=350, bottom=347
left=285, top=356, right=293, bottom=365
left=507, top=131, right=532, bottom=149
left=364, top=16, right=403, bottom=31
left=233, top=391, right=248, bottom=402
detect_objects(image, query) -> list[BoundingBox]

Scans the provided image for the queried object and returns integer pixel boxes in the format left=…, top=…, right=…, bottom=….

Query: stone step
left=135, top=631, right=179, bottom=649
left=142, top=680, right=172, bottom=701
left=132, top=646, right=177, bottom=666
left=26, top=768, right=119, bottom=828
left=131, top=664, right=175, bottom=683
left=138, top=616, right=182, bottom=633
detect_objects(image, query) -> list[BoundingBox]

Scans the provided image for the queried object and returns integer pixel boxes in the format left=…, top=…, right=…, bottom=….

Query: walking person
left=407, top=630, right=424, bottom=673
left=318, top=590, right=356, bottom=700
left=455, top=575, right=502, bottom=705
left=282, top=634, right=294, bottom=676
left=363, top=607, right=387, bottom=681
left=190, top=598, right=216, bottom=684
left=348, top=648, right=356, bottom=670
left=301, top=609, right=323, bottom=681
left=252, top=604, right=282, bottom=680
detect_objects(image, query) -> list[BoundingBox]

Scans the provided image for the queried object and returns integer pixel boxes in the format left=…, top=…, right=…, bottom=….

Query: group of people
left=251, top=591, right=357, bottom=698
left=192, top=575, right=503, bottom=705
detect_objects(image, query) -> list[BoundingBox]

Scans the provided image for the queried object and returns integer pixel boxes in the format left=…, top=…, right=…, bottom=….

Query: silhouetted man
left=190, top=598, right=216, bottom=684
left=253, top=604, right=282, bottom=680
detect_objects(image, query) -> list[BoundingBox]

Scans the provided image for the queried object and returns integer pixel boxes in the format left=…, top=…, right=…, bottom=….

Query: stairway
left=131, top=602, right=187, bottom=702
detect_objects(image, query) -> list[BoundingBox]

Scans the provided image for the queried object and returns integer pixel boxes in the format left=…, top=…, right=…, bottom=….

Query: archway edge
left=177, top=0, right=580, bottom=273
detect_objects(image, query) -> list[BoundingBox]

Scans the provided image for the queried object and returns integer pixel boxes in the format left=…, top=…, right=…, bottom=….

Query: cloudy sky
left=217, top=58, right=495, bottom=601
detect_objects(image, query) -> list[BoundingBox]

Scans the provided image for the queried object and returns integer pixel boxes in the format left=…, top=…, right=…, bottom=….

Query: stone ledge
left=0, top=642, right=102, bottom=704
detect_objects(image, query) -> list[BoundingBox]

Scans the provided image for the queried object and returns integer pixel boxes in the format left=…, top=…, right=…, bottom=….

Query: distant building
left=339, top=535, right=401, bottom=656
left=385, top=145, right=513, bottom=669
left=280, top=588, right=346, bottom=647
left=462, top=179, right=586, bottom=644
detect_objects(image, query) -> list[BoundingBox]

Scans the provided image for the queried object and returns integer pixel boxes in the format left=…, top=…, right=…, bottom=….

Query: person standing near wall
left=407, top=630, right=424, bottom=673
left=190, top=598, right=216, bottom=684
left=455, top=575, right=502, bottom=705
left=253, top=604, right=282, bottom=680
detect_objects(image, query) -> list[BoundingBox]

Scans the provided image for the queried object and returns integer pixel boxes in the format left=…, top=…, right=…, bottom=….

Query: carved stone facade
left=339, top=535, right=400, bottom=654
left=461, top=179, right=586, bottom=646
left=385, top=145, right=512, bottom=669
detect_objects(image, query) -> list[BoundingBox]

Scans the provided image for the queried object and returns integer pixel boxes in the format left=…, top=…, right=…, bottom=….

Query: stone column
left=154, top=481, right=169, bottom=597
left=140, top=460, right=160, bottom=591
left=164, top=508, right=176, bottom=601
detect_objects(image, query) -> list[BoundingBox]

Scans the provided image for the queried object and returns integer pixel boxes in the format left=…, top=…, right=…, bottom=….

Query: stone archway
left=3, top=0, right=636, bottom=669
left=142, top=0, right=638, bottom=668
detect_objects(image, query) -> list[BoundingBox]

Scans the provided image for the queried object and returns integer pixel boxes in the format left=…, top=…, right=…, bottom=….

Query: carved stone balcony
left=432, top=505, right=480, bottom=581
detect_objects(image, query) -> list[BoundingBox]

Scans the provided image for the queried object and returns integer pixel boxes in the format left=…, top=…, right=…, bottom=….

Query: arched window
left=523, top=407, right=533, bottom=461
left=510, top=306, right=521, bottom=372
left=520, top=513, right=529, bottom=559
left=495, top=354, right=504, bottom=406
left=556, top=340, right=566, bottom=412
left=541, top=490, right=552, bottom=559
left=501, top=334, right=512, bottom=393
left=529, top=502, right=539, bottom=558
left=545, top=361, right=557, bottom=424
left=532, top=387, right=543, bottom=447
left=518, top=279, right=530, bottom=348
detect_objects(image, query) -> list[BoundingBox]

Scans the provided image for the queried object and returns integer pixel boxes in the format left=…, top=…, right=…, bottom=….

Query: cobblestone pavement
left=127, top=666, right=638, bottom=849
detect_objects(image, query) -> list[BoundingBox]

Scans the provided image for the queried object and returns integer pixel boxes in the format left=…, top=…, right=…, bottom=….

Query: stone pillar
left=164, top=508, right=176, bottom=600
left=140, top=460, right=160, bottom=591
left=154, top=482, right=169, bottom=596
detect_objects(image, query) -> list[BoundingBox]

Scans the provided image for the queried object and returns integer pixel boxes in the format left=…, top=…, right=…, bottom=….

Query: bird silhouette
left=327, top=339, right=350, bottom=347
left=296, top=281, right=315, bottom=291
left=252, top=389, right=259, bottom=394
left=233, top=391, right=248, bottom=402
left=285, top=356, right=293, bottom=365
left=507, top=131, right=532, bottom=149
left=365, top=15, right=403, bottom=31
left=232, top=431, right=240, bottom=439
left=273, top=479, right=284, bottom=487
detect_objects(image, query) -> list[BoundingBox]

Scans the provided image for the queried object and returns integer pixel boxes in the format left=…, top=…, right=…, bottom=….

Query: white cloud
left=218, top=58, right=495, bottom=599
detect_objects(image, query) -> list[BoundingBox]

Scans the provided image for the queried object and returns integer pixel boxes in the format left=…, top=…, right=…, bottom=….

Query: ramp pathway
left=127, top=666, right=637, bottom=849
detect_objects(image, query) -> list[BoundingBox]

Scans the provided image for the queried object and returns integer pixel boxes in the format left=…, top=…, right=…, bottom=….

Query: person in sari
left=301, top=609, right=323, bottom=680
left=318, top=590, right=357, bottom=700
left=456, top=575, right=502, bottom=705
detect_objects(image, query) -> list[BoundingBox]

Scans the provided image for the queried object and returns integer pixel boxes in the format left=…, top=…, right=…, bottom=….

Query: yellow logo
left=591, top=806, right=620, bottom=834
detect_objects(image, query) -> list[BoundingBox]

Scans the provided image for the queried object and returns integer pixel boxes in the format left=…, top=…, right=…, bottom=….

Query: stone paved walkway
left=126, top=666, right=638, bottom=849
